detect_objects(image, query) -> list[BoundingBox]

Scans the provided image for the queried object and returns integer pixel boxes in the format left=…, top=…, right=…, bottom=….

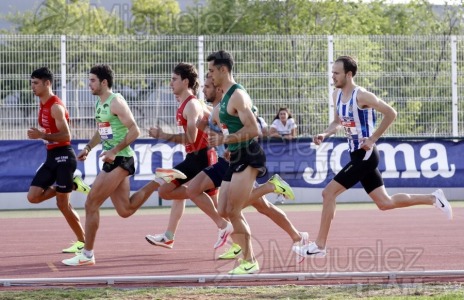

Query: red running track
left=0, top=204, right=462, bottom=286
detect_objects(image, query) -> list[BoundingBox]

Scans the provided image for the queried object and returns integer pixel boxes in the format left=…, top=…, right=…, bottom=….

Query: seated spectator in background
left=252, top=105, right=268, bottom=137
left=269, top=107, right=297, bottom=139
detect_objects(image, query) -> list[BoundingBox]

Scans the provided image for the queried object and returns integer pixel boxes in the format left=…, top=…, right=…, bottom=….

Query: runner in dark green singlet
left=207, top=50, right=265, bottom=275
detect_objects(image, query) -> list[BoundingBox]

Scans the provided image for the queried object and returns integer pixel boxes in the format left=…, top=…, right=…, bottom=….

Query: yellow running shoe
left=268, top=174, right=295, bottom=200
left=228, top=258, right=259, bottom=275
left=62, top=241, right=85, bottom=253
left=218, top=243, right=242, bottom=259
left=73, top=175, right=91, bottom=195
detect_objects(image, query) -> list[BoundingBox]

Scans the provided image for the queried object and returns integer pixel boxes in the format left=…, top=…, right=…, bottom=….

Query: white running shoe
left=62, top=252, right=95, bottom=266
left=293, top=232, right=309, bottom=263
left=155, top=168, right=187, bottom=184
left=214, top=222, right=233, bottom=249
left=432, top=189, right=453, bottom=220
left=293, top=241, right=326, bottom=258
left=145, top=233, right=174, bottom=249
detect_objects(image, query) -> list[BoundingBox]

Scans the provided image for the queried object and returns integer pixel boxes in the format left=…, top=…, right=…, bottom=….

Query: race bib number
left=221, top=124, right=229, bottom=136
left=98, top=122, right=113, bottom=140
left=340, top=118, right=358, bottom=138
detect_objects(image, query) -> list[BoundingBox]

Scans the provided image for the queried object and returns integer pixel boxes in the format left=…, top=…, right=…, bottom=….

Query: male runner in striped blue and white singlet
left=294, top=55, right=453, bottom=258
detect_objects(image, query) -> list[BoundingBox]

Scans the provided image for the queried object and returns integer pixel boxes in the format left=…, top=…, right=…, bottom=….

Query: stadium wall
left=0, top=138, right=462, bottom=210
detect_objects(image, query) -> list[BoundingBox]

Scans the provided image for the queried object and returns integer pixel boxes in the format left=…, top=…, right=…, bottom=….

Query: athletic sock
left=154, top=177, right=165, bottom=185
left=83, top=249, right=94, bottom=258
left=165, top=231, right=174, bottom=240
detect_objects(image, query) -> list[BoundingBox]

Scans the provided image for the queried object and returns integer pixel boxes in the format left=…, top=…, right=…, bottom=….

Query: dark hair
left=89, top=64, right=114, bottom=88
left=173, top=62, right=199, bottom=95
left=206, top=50, right=234, bottom=72
left=204, top=72, right=215, bottom=86
left=31, top=67, right=53, bottom=83
left=274, top=107, right=293, bottom=120
left=335, top=55, right=357, bottom=77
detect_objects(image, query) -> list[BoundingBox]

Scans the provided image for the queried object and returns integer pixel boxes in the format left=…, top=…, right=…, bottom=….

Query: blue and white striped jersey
left=336, top=87, right=376, bottom=152
left=208, top=105, right=226, bottom=157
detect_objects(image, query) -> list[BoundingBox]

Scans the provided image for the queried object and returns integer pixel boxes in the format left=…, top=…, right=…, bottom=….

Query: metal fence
left=0, top=35, right=462, bottom=140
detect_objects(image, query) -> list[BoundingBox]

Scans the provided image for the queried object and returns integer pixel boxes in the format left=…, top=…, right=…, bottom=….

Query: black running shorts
left=102, top=156, right=135, bottom=176
left=223, top=140, right=267, bottom=182
left=203, top=156, right=229, bottom=188
left=30, top=146, right=77, bottom=193
left=333, top=146, right=384, bottom=194
left=172, top=147, right=218, bottom=186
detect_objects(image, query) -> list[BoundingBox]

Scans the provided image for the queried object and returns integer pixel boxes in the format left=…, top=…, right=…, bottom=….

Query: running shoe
left=214, top=222, right=233, bottom=249
left=218, top=243, right=242, bottom=259
left=293, top=241, right=326, bottom=258
left=228, top=258, right=259, bottom=275
left=145, top=233, right=174, bottom=249
left=432, top=189, right=453, bottom=220
left=155, top=168, right=187, bottom=184
left=62, top=241, right=85, bottom=253
left=73, top=175, right=91, bottom=195
left=268, top=174, right=295, bottom=200
left=62, top=252, right=95, bottom=266
left=293, top=232, right=309, bottom=263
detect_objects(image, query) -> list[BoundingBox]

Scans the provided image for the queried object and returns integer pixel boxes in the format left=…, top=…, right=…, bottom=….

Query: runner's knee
left=27, top=194, right=40, bottom=203
left=374, top=200, right=393, bottom=211
left=321, top=188, right=336, bottom=202
left=116, top=209, right=133, bottom=218
left=252, top=197, right=271, bottom=214
left=55, top=199, right=70, bottom=211
left=186, top=184, right=201, bottom=200
left=226, top=205, right=242, bottom=219
left=158, top=184, right=175, bottom=199
left=84, top=196, right=102, bottom=214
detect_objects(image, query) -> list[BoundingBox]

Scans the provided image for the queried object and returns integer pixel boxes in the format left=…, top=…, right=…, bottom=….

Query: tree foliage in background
left=131, top=0, right=180, bottom=35
left=4, top=0, right=126, bottom=35
left=187, top=0, right=464, bottom=35
left=0, top=0, right=127, bottom=121
left=0, top=0, right=463, bottom=137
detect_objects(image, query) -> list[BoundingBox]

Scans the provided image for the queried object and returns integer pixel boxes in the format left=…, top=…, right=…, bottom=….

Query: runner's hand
left=206, top=128, right=224, bottom=147
left=313, top=133, right=325, bottom=145
left=148, top=126, right=162, bottom=138
left=27, top=127, right=43, bottom=139
left=77, top=149, right=88, bottom=161
left=100, top=149, right=116, bottom=163
left=223, top=149, right=231, bottom=161
left=360, top=137, right=375, bottom=151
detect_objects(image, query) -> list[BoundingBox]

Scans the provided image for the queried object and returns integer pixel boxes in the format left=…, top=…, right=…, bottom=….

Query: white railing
left=0, top=35, right=462, bottom=140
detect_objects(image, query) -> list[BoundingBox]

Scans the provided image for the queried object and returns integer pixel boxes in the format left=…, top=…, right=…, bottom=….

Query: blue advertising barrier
left=0, top=138, right=462, bottom=193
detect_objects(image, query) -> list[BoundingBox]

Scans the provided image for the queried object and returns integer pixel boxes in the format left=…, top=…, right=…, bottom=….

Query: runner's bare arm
left=183, top=100, right=202, bottom=144
left=314, top=90, right=342, bottom=145
left=357, top=89, right=397, bottom=143
left=28, top=104, right=71, bottom=142
left=108, top=96, right=140, bottom=153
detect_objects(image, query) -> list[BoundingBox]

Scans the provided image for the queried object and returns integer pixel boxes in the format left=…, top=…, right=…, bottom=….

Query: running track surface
left=0, top=204, right=463, bottom=286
